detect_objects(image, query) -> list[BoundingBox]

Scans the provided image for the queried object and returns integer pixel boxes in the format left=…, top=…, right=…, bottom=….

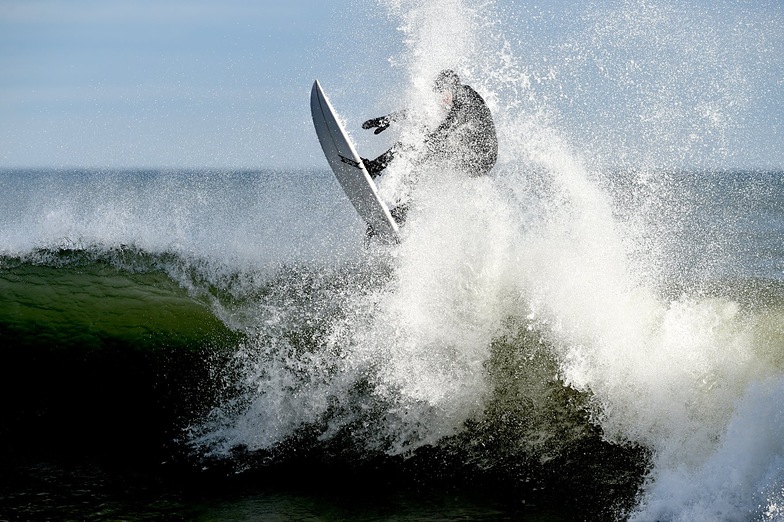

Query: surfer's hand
left=362, top=116, right=390, bottom=134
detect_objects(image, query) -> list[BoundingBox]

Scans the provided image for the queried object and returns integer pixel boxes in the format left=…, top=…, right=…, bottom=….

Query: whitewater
left=2, top=0, right=783, bottom=520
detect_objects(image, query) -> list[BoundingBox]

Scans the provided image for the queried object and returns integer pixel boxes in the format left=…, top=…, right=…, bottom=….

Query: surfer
left=361, top=69, right=498, bottom=179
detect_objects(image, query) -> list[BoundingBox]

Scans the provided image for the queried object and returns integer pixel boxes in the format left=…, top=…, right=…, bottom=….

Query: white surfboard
left=310, top=80, right=400, bottom=243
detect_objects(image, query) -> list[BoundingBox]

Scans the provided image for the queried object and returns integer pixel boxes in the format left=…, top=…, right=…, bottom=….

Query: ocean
left=1, top=167, right=783, bottom=520
left=2, top=0, right=783, bottom=519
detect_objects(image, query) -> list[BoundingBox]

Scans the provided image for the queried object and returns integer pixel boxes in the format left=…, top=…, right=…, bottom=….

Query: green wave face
left=0, top=252, right=238, bottom=353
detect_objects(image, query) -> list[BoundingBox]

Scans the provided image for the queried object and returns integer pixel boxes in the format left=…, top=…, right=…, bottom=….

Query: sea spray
left=629, top=374, right=784, bottom=521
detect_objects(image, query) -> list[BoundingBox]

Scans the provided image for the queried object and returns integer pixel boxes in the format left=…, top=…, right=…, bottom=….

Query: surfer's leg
left=362, top=145, right=398, bottom=179
left=390, top=203, right=409, bottom=226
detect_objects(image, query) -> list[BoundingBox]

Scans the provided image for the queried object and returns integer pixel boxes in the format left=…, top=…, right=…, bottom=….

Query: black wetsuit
left=424, top=83, right=498, bottom=176
left=364, top=82, right=498, bottom=178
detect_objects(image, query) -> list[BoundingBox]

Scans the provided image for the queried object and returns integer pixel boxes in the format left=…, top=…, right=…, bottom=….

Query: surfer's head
left=434, top=69, right=460, bottom=107
left=433, top=69, right=460, bottom=93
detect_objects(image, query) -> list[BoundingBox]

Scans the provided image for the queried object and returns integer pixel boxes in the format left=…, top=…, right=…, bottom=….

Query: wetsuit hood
left=433, top=69, right=460, bottom=93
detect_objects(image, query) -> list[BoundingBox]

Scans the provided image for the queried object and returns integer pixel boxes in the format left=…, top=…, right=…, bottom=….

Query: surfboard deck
left=310, top=80, right=400, bottom=244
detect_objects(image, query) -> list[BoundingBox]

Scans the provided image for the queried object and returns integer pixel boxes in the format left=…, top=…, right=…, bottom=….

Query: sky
left=0, top=0, right=402, bottom=169
left=1, top=0, right=782, bottom=170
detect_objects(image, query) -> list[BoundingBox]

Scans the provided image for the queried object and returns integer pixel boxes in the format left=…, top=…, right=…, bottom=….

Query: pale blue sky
left=1, top=0, right=782, bottom=170
left=0, top=0, right=402, bottom=169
